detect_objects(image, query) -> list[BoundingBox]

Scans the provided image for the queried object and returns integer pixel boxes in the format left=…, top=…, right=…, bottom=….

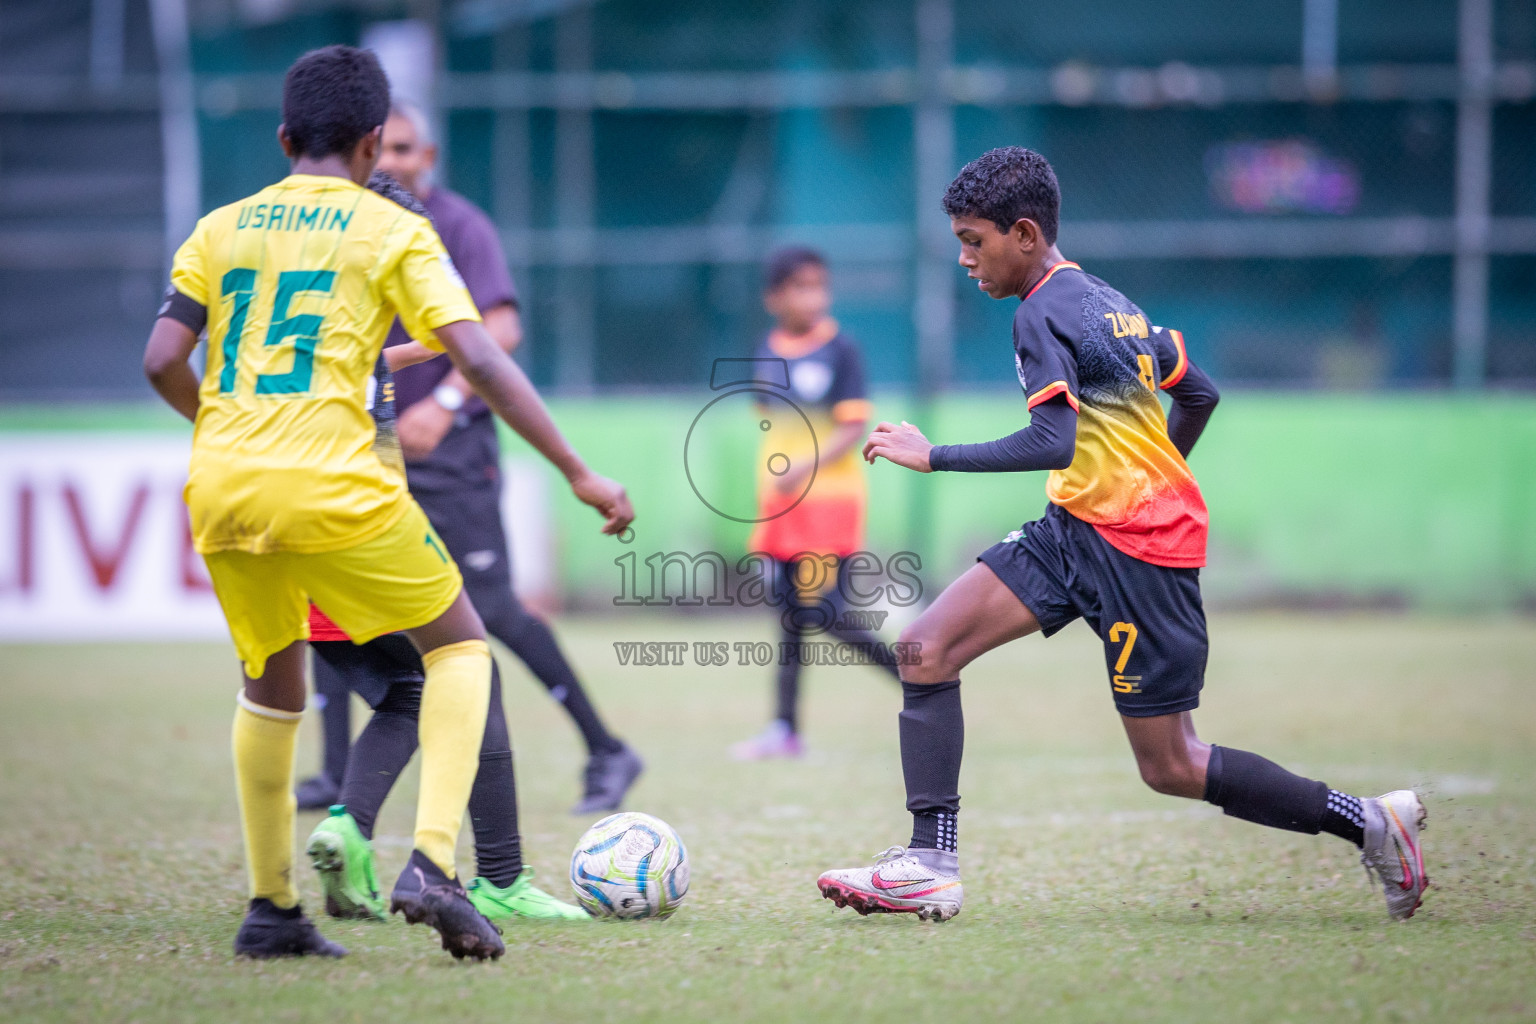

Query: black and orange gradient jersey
left=1010, top=261, right=1207, bottom=568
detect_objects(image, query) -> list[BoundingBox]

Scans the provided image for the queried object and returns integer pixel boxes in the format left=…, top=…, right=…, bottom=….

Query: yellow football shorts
left=204, top=500, right=463, bottom=678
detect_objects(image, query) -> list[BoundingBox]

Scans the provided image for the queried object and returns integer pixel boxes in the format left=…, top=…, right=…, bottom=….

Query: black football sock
left=775, top=615, right=801, bottom=735
left=900, top=680, right=963, bottom=852
left=468, top=665, right=524, bottom=888
left=485, top=600, right=623, bottom=757
left=1321, top=790, right=1366, bottom=848
left=336, top=678, right=422, bottom=840
left=1202, top=745, right=1331, bottom=836
left=910, top=810, right=958, bottom=853
left=313, top=653, right=353, bottom=786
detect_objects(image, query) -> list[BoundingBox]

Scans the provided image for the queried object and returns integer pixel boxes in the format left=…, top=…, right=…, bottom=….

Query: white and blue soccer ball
left=569, top=812, right=689, bottom=919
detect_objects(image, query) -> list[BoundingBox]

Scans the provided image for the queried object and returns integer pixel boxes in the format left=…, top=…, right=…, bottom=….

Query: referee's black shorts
left=978, top=504, right=1208, bottom=718
left=411, top=477, right=529, bottom=639
left=405, top=417, right=522, bottom=626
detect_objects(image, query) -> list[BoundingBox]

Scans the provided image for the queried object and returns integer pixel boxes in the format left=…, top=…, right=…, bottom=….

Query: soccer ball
left=569, top=812, right=690, bottom=919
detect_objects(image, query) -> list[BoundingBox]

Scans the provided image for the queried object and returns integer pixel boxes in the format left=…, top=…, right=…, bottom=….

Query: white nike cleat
left=817, top=846, right=963, bottom=922
left=1360, top=790, right=1428, bottom=920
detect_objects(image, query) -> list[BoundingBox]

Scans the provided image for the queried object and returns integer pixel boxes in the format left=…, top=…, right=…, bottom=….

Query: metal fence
left=2, top=0, right=1533, bottom=397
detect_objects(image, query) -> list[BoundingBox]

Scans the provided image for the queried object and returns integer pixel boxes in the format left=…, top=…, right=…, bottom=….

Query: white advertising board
left=0, top=434, right=552, bottom=641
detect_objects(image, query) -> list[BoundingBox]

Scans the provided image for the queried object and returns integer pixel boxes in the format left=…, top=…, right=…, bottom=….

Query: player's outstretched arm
left=432, top=318, right=634, bottom=535
left=924, top=397, right=1077, bottom=473
left=383, top=341, right=443, bottom=372
left=143, top=318, right=202, bottom=422
left=864, top=397, right=1077, bottom=474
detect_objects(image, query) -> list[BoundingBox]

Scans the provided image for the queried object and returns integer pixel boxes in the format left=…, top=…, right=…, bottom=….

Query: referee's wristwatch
left=432, top=383, right=466, bottom=412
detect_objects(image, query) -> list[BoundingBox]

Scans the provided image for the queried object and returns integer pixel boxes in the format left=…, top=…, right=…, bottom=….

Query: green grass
left=1, top=613, right=1534, bottom=1022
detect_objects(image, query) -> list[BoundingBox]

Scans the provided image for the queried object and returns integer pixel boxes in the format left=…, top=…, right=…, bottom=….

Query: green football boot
left=468, top=869, right=591, bottom=922
left=306, top=805, right=387, bottom=921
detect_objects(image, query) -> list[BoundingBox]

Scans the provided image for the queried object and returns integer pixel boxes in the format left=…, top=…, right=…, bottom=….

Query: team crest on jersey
left=440, top=253, right=466, bottom=289
left=790, top=360, right=833, bottom=402
left=463, top=549, right=498, bottom=572
left=1014, top=352, right=1028, bottom=393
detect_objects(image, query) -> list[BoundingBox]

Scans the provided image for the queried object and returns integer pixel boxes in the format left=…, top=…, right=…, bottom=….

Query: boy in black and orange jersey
left=731, top=248, right=899, bottom=761
left=815, top=147, right=1427, bottom=923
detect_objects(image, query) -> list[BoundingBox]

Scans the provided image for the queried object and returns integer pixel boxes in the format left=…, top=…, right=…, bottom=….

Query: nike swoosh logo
left=871, top=870, right=933, bottom=891
left=1387, top=807, right=1420, bottom=892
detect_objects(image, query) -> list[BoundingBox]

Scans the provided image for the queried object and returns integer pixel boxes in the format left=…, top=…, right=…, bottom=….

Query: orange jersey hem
left=748, top=495, right=866, bottom=562
left=1090, top=522, right=1207, bottom=568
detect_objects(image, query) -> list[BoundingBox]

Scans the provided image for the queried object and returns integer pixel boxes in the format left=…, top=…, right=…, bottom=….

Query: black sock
left=468, top=665, right=524, bottom=887
left=1321, top=790, right=1366, bottom=848
left=336, top=678, right=422, bottom=840
left=1203, top=745, right=1329, bottom=835
left=910, top=810, right=958, bottom=853
left=486, top=601, right=622, bottom=756
left=775, top=617, right=801, bottom=735
left=900, top=680, right=963, bottom=851
left=313, top=652, right=353, bottom=785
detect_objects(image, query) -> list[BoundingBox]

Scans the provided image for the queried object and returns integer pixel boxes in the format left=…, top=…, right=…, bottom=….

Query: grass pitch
left=1, top=613, right=1534, bottom=1022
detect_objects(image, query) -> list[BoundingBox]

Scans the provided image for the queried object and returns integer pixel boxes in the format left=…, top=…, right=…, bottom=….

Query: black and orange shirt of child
left=747, top=318, right=874, bottom=562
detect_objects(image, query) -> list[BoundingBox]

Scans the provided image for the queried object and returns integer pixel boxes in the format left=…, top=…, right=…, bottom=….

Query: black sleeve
left=1147, top=324, right=1218, bottom=458
left=825, top=336, right=870, bottom=406
left=929, top=396, right=1077, bottom=472
left=1164, top=359, right=1219, bottom=458
left=157, top=286, right=207, bottom=335
left=1012, top=299, right=1080, bottom=411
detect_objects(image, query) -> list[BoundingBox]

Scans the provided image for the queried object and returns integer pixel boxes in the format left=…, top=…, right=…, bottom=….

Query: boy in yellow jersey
left=143, top=46, right=633, bottom=960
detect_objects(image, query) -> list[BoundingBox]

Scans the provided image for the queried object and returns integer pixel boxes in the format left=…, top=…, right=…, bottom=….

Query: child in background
left=732, top=248, right=900, bottom=761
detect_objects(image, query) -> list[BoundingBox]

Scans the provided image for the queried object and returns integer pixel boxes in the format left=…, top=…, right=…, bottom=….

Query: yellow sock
left=231, top=694, right=302, bottom=908
left=414, top=639, right=493, bottom=877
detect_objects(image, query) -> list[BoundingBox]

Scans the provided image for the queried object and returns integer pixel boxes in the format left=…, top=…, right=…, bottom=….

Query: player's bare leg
left=896, top=562, right=1043, bottom=683
left=231, top=640, right=346, bottom=958
left=1119, top=711, right=1210, bottom=799
left=386, top=588, right=505, bottom=959
left=242, top=640, right=309, bottom=713
left=1121, top=711, right=1428, bottom=919
left=819, top=563, right=1039, bottom=920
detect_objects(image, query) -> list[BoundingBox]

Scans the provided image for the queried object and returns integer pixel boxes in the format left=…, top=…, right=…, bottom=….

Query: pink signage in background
left=1206, top=139, right=1360, bottom=216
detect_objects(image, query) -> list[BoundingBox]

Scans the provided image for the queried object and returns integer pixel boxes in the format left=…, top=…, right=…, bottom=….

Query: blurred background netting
left=2, top=0, right=1532, bottom=398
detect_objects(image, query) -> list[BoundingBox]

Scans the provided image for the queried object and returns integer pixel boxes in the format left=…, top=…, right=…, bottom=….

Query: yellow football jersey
left=170, top=173, right=480, bottom=555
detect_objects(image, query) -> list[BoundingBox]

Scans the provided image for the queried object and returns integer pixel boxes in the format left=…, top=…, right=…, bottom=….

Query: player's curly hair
left=366, top=170, right=433, bottom=223
left=941, top=147, right=1060, bottom=244
left=282, top=45, right=390, bottom=159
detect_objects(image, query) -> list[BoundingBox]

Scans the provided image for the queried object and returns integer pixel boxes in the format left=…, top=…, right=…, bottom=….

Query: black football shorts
left=978, top=503, right=1208, bottom=717
left=311, top=632, right=425, bottom=710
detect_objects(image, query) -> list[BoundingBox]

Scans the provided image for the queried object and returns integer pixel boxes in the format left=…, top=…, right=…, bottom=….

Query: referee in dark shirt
left=296, top=103, right=641, bottom=815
